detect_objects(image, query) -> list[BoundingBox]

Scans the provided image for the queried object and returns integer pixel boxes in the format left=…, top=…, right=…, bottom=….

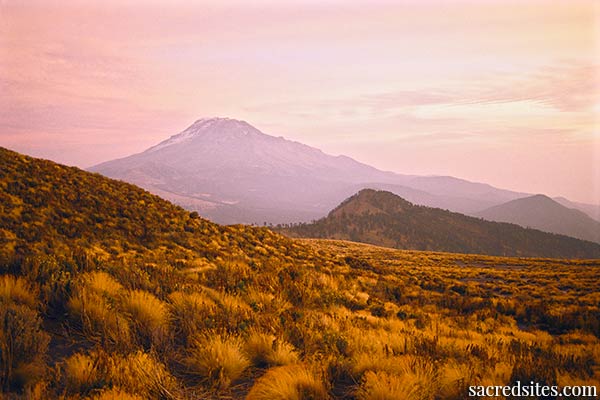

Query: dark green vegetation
left=282, top=189, right=600, bottom=258
left=1, top=148, right=599, bottom=399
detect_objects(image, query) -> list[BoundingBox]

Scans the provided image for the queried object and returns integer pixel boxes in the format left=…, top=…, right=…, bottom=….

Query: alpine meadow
left=2, top=1, right=600, bottom=399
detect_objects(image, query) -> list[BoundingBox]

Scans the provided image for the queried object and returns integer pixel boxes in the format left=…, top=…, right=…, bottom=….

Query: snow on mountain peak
left=145, top=117, right=256, bottom=153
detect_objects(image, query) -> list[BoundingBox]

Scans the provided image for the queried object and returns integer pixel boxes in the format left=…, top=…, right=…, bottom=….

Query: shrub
left=246, top=364, right=329, bottom=400
left=0, top=302, right=49, bottom=391
left=122, top=290, right=169, bottom=348
left=185, top=333, right=250, bottom=389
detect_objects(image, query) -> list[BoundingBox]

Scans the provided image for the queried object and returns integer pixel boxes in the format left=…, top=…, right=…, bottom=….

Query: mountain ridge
left=477, top=194, right=600, bottom=244
left=89, top=117, right=598, bottom=225
left=282, top=189, right=600, bottom=258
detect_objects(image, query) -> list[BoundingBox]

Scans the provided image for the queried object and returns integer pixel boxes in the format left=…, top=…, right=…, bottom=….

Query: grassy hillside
left=1, top=148, right=599, bottom=399
left=282, top=189, right=600, bottom=258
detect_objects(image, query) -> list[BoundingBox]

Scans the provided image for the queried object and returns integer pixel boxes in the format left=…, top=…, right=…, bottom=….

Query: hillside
left=1, top=148, right=599, bottom=399
left=89, top=117, right=532, bottom=224
left=282, top=189, right=600, bottom=258
left=477, top=195, right=600, bottom=243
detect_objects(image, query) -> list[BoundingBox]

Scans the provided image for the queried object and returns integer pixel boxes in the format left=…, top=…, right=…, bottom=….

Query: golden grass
left=185, top=333, right=250, bottom=389
left=246, top=364, right=329, bottom=400
left=109, top=351, right=178, bottom=399
left=82, top=271, right=123, bottom=298
left=63, top=352, right=102, bottom=394
left=0, top=275, right=37, bottom=308
left=244, top=330, right=300, bottom=367
left=67, top=288, right=131, bottom=348
left=168, top=291, right=216, bottom=341
left=90, top=387, right=145, bottom=400
left=356, top=371, right=416, bottom=400
left=122, top=290, right=170, bottom=347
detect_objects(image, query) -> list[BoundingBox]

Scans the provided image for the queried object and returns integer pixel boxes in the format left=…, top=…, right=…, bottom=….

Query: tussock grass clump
left=351, top=354, right=439, bottom=398
left=122, top=290, right=170, bottom=347
left=63, top=352, right=105, bottom=394
left=169, top=291, right=217, bottom=342
left=0, top=275, right=37, bottom=308
left=82, top=271, right=123, bottom=297
left=67, top=288, right=131, bottom=348
left=185, top=333, right=250, bottom=389
left=91, top=387, right=144, bottom=400
left=246, top=364, right=329, bottom=400
left=110, top=351, right=178, bottom=399
left=245, top=330, right=300, bottom=367
left=356, top=371, right=416, bottom=400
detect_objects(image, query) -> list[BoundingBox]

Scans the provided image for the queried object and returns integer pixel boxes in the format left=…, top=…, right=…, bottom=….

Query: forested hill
left=281, top=189, right=600, bottom=258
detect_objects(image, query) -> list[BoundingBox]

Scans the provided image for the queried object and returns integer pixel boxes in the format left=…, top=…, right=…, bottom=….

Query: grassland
left=1, top=148, right=599, bottom=399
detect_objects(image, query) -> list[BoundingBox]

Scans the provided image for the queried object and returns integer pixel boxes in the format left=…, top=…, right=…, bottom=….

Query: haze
left=1, top=0, right=599, bottom=204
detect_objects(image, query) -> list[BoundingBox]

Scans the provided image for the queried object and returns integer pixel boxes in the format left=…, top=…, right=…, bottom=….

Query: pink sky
left=1, top=0, right=599, bottom=204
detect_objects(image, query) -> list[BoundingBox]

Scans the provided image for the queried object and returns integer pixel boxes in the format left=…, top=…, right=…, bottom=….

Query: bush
left=0, top=302, right=49, bottom=391
left=246, top=364, right=329, bottom=400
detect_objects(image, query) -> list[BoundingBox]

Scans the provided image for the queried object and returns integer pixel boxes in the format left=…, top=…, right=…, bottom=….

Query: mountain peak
left=331, top=189, right=413, bottom=217
left=477, top=194, right=600, bottom=243
left=145, top=117, right=261, bottom=153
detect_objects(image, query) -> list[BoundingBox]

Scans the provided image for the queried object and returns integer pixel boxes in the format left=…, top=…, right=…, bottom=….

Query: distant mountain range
left=477, top=195, right=600, bottom=244
left=282, top=189, right=600, bottom=258
left=90, top=118, right=600, bottom=240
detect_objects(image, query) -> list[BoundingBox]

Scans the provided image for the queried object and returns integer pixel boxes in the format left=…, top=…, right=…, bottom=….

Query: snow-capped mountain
left=89, top=118, right=574, bottom=225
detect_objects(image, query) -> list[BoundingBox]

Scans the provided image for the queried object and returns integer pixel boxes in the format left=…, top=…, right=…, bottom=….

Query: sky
left=1, top=0, right=599, bottom=204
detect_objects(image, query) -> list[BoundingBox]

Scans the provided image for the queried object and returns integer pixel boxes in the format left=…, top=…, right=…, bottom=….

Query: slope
left=1, top=148, right=600, bottom=399
left=477, top=195, right=600, bottom=243
left=89, top=117, right=528, bottom=224
left=282, top=189, right=600, bottom=258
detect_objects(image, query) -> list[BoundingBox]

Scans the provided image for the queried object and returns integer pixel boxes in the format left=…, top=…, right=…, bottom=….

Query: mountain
left=89, top=117, right=529, bottom=224
left=477, top=195, right=600, bottom=243
left=281, top=189, right=600, bottom=258
left=2, top=148, right=599, bottom=399
left=554, top=196, right=600, bottom=222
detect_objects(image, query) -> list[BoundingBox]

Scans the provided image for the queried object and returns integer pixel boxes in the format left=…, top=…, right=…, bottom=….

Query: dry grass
left=185, top=333, right=250, bottom=389
left=63, top=352, right=103, bottom=394
left=122, top=290, right=170, bottom=347
left=356, top=371, right=417, bottom=400
left=168, top=291, right=217, bottom=342
left=0, top=275, right=37, bottom=308
left=245, top=330, right=300, bottom=368
left=109, top=351, right=178, bottom=399
left=246, top=364, right=329, bottom=400
left=90, top=387, right=145, bottom=400
left=67, top=288, right=131, bottom=348
left=82, top=271, right=123, bottom=297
